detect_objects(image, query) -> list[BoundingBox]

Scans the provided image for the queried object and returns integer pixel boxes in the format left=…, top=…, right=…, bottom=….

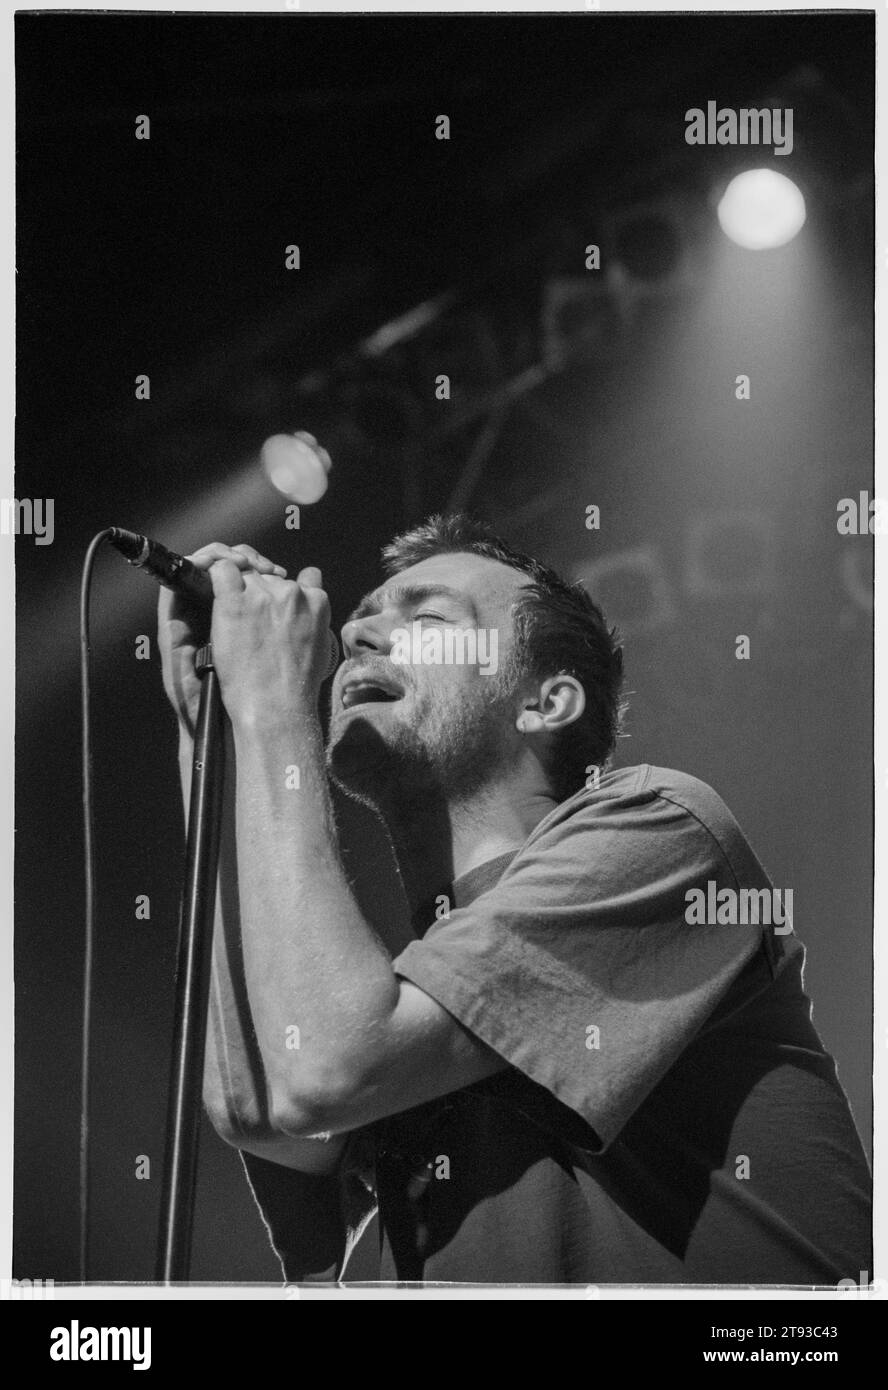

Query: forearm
left=232, top=710, right=401, bottom=1131
left=176, top=726, right=268, bottom=1131
left=178, top=723, right=346, bottom=1171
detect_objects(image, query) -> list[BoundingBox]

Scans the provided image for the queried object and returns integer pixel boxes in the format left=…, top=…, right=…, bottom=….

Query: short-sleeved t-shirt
left=365, top=765, right=871, bottom=1284
left=242, top=764, right=871, bottom=1285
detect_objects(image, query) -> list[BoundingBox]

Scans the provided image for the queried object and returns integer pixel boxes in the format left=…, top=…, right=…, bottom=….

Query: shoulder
left=530, top=762, right=736, bottom=826
left=522, top=764, right=769, bottom=889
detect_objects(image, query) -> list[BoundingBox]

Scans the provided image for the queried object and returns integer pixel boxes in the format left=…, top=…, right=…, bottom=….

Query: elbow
left=203, top=1082, right=275, bottom=1150
left=269, top=1066, right=360, bottom=1139
left=205, top=1101, right=250, bottom=1149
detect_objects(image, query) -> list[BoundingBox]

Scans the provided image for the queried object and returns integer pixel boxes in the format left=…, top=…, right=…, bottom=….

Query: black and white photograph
left=6, top=0, right=881, bottom=1336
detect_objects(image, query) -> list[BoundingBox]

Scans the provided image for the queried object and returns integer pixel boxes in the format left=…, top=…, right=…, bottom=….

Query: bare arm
left=208, top=559, right=507, bottom=1140
left=177, top=722, right=347, bottom=1176
left=159, top=541, right=349, bottom=1176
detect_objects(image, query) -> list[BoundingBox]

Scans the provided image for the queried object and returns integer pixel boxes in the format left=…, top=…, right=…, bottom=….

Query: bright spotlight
left=717, top=169, right=806, bottom=250
left=260, top=431, right=332, bottom=503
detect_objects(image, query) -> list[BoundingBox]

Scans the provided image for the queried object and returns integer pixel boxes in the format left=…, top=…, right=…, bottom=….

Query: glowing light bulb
left=717, top=169, right=806, bottom=250
left=260, top=432, right=332, bottom=503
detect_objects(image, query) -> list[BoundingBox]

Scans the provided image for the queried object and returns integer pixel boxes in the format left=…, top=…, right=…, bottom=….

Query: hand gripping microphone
left=108, top=527, right=340, bottom=676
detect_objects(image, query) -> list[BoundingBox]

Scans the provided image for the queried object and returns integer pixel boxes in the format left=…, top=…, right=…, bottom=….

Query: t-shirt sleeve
left=392, top=768, right=772, bottom=1152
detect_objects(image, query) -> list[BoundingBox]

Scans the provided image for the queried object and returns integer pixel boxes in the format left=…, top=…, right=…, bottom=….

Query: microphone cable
left=78, top=529, right=114, bottom=1283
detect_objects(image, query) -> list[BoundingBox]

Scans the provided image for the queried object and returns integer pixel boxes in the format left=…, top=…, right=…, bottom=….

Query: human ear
left=517, top=675, right=585, bottom=735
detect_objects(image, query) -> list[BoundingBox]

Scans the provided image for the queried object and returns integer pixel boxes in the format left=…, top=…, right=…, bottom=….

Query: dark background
left=14, top=11, right=873, bottom=1282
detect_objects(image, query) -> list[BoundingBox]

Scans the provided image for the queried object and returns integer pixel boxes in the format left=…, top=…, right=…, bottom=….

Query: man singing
left=158, top=513, right=871, bottom=1284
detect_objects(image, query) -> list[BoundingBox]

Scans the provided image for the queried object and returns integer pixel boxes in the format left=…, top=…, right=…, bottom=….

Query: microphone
left=108, top=527, right=341, bottom=676
left=108, top=527, right=213, bottom=603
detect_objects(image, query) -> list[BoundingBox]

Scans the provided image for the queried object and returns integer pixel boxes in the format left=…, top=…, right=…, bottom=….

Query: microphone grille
left=325, top=631, right=341, bottom=679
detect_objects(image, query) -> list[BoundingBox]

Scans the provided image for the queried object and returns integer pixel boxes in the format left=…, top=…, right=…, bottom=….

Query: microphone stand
left=155, top=643, right=225, bottom=1283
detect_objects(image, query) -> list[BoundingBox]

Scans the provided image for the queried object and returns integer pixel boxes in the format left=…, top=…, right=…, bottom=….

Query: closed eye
left=414, top=611, right=448, bottom=622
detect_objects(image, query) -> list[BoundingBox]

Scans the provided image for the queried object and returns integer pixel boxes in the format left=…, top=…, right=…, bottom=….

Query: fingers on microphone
left=208, top=558, right=248, bottom=595
left=186, top=541, right=286, bottom=576
left=187, top=542, right=249, bottom=571
left=232, top=543, right=287, bottom=577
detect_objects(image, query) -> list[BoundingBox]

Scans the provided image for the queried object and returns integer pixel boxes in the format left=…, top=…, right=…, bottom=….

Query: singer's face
left=326, top=552, right=528, bottom=803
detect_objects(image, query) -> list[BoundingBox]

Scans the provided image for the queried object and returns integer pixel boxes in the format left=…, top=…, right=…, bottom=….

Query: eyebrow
left=346, top=583, right=479, bottom=626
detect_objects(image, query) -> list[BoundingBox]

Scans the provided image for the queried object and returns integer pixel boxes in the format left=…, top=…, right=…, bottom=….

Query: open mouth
left=340, top=678, right=403, bottom=711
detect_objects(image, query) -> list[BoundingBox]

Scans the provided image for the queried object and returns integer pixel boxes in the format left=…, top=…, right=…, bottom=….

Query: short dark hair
left=382, top=513, right=625, bottom=800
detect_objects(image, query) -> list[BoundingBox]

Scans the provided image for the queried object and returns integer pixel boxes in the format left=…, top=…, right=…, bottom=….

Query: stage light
left=261, top=431, right=332, bottom=503
left=717, top=169, right=806, bottom=250
left=573, top=545, right=677, bottom=635
left=684, top=510, right=776, bottom=598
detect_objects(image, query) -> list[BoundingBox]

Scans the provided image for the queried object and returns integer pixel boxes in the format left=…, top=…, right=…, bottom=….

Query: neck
left=377, top=775, right=559, bottom=915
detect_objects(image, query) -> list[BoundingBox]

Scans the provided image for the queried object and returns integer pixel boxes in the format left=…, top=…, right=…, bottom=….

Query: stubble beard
left=326, top=676, right=515, bottom=819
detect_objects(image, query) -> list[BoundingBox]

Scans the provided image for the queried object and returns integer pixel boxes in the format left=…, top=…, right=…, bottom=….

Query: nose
left=340, top=613, right=394, bottom=659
